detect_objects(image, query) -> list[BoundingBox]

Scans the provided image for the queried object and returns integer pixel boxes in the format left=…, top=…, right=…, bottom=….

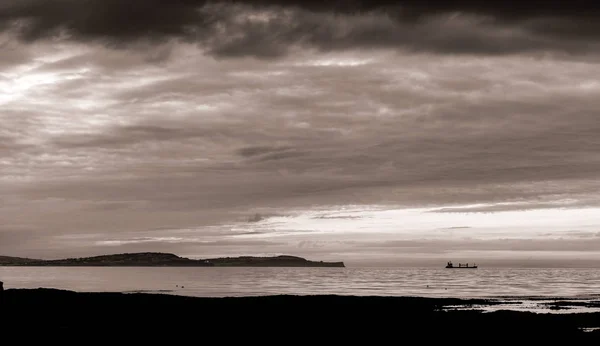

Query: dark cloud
left=0, top=39, right=31, bottom=69
left=25, top=81, right=600, bottom=214
left=1, top=1, right=599, bottom=58
left=0, top=227, right=37, bottom=246
left=0, top=0, right=212, bottom=43
left=246, top=213, right=266, bottom=222
left=50, top=124, right=240, bottom=149
left=313, top=216, right=363, bottom=220
left=97, top=237, right=281, bottom=247
left=0, top=227, right=73, bottom=259
left=565, top=231, right=600, bottom=238
left=256, top=150, right=306, bottom=162
left=431, top=202, right=586, bottom=214
left=237, top=145, right=294, bottom=157
left=0, top=135, right=21, bottom=154
left=205, top=9, right=600, bottom=58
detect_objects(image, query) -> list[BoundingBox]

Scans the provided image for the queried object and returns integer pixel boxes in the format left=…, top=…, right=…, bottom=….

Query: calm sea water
left=3, top=266, right=600, bottom=314
left=1, top=266, right=599, bottom=299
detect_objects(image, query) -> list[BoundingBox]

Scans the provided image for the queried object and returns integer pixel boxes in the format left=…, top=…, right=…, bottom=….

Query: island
left=0, top=252, right=345, bottom=267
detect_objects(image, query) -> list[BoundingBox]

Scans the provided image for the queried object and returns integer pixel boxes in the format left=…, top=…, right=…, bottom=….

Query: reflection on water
left=1, top=266, right=599, bottom=313
left=444, top=298, right=600, bottom=314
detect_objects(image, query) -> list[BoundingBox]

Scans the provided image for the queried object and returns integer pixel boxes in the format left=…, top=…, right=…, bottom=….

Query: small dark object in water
left=445, top=261, right=477, bottom=269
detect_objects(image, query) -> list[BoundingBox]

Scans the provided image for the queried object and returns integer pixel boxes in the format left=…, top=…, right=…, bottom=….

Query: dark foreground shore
left=2, top=288, right=599, bottom=342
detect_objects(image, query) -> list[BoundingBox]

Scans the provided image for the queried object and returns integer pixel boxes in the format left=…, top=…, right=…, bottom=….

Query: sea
left=2, top=266, right=600, bottom=314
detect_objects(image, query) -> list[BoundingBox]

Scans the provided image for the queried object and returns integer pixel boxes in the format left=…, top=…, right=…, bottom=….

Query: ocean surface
left=2, top=266, right=600, bottom=313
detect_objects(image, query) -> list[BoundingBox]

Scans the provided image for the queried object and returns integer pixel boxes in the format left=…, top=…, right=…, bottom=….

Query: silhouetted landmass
left=0, top=255, right=39, bottom=264
left=205, top=255, right=345, bottom=267
left=0, top=252, right=345, bottom=267
left=1, top=288, right=598, bottom=342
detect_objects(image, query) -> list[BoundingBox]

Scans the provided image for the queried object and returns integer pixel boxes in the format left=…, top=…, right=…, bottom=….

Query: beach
left=2, top=288, right=599, bottom=342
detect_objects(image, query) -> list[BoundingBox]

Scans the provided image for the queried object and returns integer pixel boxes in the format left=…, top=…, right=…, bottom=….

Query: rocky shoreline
left=1, top=288, right=599, bottom=341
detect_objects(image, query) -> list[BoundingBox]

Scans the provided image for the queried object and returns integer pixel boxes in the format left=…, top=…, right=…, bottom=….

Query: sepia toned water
left=1, top=267, right=600, bottom=313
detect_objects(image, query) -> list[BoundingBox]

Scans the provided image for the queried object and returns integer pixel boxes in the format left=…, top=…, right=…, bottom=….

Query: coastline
left=2, top=288, right=599, bottom=341
left=0, top=252, right=345, bottom=267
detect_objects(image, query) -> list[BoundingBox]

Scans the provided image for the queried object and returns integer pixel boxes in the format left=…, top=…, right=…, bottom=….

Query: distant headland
left=0, top=252, right=345, bottom=267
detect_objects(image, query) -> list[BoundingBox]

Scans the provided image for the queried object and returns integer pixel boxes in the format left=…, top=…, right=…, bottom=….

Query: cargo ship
left=445, top=261, right=477, bottom=269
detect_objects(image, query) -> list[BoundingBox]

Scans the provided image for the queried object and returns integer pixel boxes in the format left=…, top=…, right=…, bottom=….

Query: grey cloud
left=297, top=240, right=327, bottom=249
left=359, top=238, right=600, bottom=252
left=203, top=8, right=600, bottom=58
left=0, top=40, right=31, bottom=69
left=256, top=150, right=306, bottom=162
left=97, top=237, right=281, bottom=247
left=194, top=239, right=282, bottom=246
left=1, top=1, right=600, bottom=59
left=313, top=216, right=363, bottom=220
left=246, top=213, right=266, bottom=222
left=430, top=202, right=592, bottom=214
left=0, top=135, right=25, bottom=155
left=242, top=212, right=286, bottom=223
left=3, top=24, right=600, bottom=261
left=31, top=48, right=172, bottom=73
left=560, top=231, right=600, bottom=238
left=9, top=34, right=597, bottom=206
left=31, top=94, right=600, bottom=215
left=0, top=227, right=37, bottom=246
left=51, top=124, right=235, bottom=149
left=78, top=237, right=285, bottom=260
left=522, top=17, right=600, bottom=41
left=0, top=0, right=213, bottom=43
left=237, top=145, right=294, bottom=157
left=0, top=227, right=86, bottom=259
left=235, top=145, right=309, bottom=162
left=230, top=230, right=268, bottom=236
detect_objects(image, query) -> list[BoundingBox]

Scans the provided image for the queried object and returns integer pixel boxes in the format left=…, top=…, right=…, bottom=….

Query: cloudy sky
left=2, top=0, right=600, bottom=266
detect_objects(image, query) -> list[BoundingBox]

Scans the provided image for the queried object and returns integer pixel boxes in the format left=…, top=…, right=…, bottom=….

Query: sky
left=1, top=0, right=600, bottom=267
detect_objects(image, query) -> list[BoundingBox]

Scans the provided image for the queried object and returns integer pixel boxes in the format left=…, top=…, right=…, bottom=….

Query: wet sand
left=2, top=288, right=599, bottom=342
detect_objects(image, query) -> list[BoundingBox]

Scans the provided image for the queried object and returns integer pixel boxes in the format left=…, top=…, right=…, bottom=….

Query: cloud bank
left=1, top=1, right=599, bottom=59
left=1, top=1, right=600, bottom=263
